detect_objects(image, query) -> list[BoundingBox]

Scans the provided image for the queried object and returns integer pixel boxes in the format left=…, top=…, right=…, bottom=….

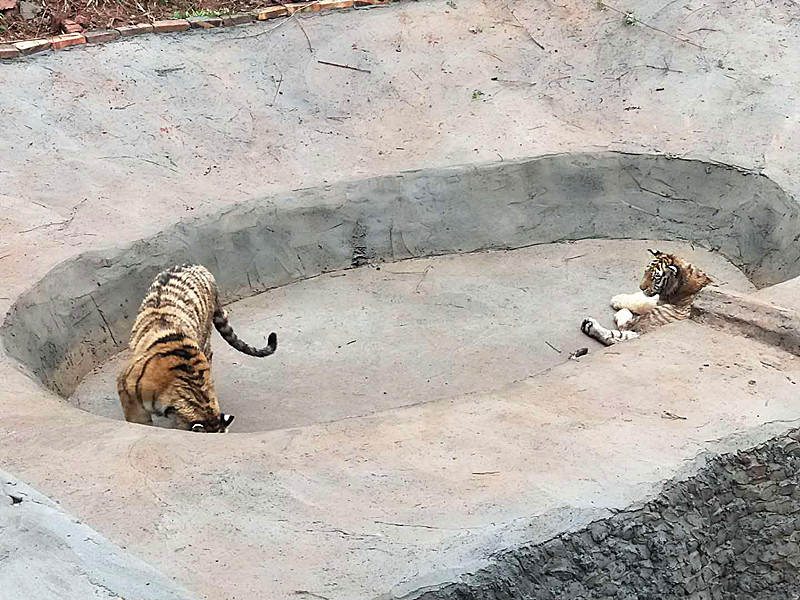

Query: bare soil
left=0, top=0, right=277, bottom=43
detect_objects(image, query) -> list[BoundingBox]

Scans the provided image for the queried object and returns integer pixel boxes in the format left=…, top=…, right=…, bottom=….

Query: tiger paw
left=610, top=294, right=629, bottom=310
left=581, top=317, right=599, bottom=335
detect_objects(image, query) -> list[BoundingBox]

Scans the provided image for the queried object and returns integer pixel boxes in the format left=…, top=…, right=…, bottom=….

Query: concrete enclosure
left=5, top=1, right=800, bottom=597
left=3, top=151, right=800, bottom=401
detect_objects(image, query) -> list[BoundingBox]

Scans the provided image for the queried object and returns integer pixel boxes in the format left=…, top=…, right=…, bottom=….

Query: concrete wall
left=403, top=428, right=800, bottom=600
left=3, top=152, right=800, bottom=397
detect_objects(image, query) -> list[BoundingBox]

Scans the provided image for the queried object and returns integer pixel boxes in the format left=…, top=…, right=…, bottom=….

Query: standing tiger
left=117, top=264, right=278, bottom=432
left=581, top=249, right=712, bottom=346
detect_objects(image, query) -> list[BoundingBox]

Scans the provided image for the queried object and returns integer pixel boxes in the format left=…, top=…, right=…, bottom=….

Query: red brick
left=285, top=1, right=321, bottom=12
left=84, top=29, right=120, bottom=44
left=0, top=0, right=15, bottom=10
left=60, top=19, right=83, bottom=34
left=0, top=44, right=20, bottom=59
left=13, top=39, right=50, bottom=55
left=355, top=0, right=389, bottom=5
left=256, top=6, right=288, bottom=19
left=115, top=23, right=154, bottom=36
left=318, top=0, right=354, bottom=8
left=221, top=13, right=254, bottom=26
left=152, top=19, right=190, bottom=33
left=50, top=33, right=86, bottom=50
left=187, top=16, right=223, bottom=28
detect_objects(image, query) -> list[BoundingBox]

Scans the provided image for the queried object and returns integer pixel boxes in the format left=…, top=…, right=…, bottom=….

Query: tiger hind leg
left=581, top=317, right=639, bottom=346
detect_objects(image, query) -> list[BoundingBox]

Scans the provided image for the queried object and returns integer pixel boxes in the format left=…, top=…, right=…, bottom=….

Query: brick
left=60, top=19, right=83, bottom=34
left=49, top=33, right=86, bottom=50
left=355, top=0, right=389, bottom=5
left=0, top=44, right=20, bottom=59
left=0, top=0, right=15, bottom=10
left=221, top=13, right=254, bottom=26
left=318, top=0, right=354, bottom=8
left=187, top=16, right=223, bottom=28
left=256, top=6, right=288, bottom=20
left=152, top=19, right=190, bottom=33
left=115, top=23, right=154, bottom=36
left=13, top=38, right=50, bottom=55
left=285, top=1, right=321, bottom=12
left=84, top=29, right=120, bottom=44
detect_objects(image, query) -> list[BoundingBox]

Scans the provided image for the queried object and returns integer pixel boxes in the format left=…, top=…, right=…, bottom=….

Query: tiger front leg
left=581, top=317, right=640, bottom=346
left=611, top=291, right=659, bottom=313
left=121, top=397, right=154, bottom=425
left=614, top=308, right=637, bottom=329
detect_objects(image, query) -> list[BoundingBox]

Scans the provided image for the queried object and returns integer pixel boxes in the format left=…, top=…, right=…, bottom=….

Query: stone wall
left=406, top=429, right=800, bottom=600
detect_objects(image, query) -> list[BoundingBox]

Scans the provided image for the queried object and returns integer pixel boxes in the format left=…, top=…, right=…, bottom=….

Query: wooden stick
left=317, top=60, right=371, bottom=74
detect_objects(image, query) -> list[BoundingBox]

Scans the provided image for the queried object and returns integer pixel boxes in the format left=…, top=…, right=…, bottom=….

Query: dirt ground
left=0, top=0, right=280, bottom=44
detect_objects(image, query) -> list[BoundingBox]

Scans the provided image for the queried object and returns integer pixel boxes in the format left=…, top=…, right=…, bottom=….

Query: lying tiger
left=117, top=264, right=278, bottom=433
left=581, top=249, right=712, bottom=346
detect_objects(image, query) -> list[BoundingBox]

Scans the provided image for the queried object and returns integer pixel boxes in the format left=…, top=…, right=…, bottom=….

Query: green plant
left=471, top=89, right=484, bottom=100
left=172, top=7, right=232, bottom=19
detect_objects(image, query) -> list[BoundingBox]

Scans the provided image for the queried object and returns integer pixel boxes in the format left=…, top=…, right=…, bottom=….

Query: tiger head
left=187, top=413, right=235, bottom=434
left=640, top=249, right=712, bottom=302
left=121, top=344, right=235, bottom=433
left=156, top=363, right=235, bottom=433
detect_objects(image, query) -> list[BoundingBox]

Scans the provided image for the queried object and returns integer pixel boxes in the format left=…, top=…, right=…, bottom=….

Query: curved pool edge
left=4, top=150, right=800, bottom=398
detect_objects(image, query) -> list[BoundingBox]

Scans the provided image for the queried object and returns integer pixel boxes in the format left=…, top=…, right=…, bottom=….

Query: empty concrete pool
left=67, top=239, right=752, bottom=432
left=3, top=152, right=800, bottom=599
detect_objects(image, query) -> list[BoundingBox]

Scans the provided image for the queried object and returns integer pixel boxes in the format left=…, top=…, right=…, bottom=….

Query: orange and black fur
left=117, top=264, right=277, bottom=432
left=581, top=249, right=712, bottom=346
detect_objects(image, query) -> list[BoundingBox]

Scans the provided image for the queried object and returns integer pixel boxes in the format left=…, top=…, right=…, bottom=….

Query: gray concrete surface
left=0, top=471, right=196, bottom=600
left=3, top=322, right=800, bottom=600
left=2, top=0, right=800, bottom=313
left=2, top=1, right=800, bottom=599
left=4, top=152, right=796, bottom=399
left=70, top=239, right=753, bottom=431
left=408, top=429, right=800, bottom=600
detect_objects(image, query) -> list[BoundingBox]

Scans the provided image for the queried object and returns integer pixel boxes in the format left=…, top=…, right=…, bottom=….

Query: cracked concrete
left=68, top=240, right=753, bottom=431
left=2, top=0, right=800, bottom=598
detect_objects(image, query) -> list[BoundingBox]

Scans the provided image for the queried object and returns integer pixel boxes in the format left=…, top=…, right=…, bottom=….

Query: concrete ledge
left=0, top=471, right=196, bottom=600
left=693, top=288, right=800, bottom=357
left=401, top=428, right=800, bottom=600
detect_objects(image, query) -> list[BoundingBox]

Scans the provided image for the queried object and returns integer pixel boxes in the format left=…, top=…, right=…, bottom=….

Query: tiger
left=581, top=249, right=712, bottom=346
left=117, top=264, right=278, bottom=433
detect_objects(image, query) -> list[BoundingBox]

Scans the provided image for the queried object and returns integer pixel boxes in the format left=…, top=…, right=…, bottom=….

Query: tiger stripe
left=117, top=264, right=278, bottom=432
left=581, top=250, right=712, bottom=347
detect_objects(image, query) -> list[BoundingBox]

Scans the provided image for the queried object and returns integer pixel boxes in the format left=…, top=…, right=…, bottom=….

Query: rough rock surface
left=0, top=471, right=196, bottom=600
left=407, top=430, right=800, bottom=600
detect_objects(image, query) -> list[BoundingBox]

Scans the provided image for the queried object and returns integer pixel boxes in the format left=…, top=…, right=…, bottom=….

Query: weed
left=172, top=7, right=231, bottom=18
left=446, top=0, right=456, bottom=8
left=471, top=89, right=484, bottom=100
